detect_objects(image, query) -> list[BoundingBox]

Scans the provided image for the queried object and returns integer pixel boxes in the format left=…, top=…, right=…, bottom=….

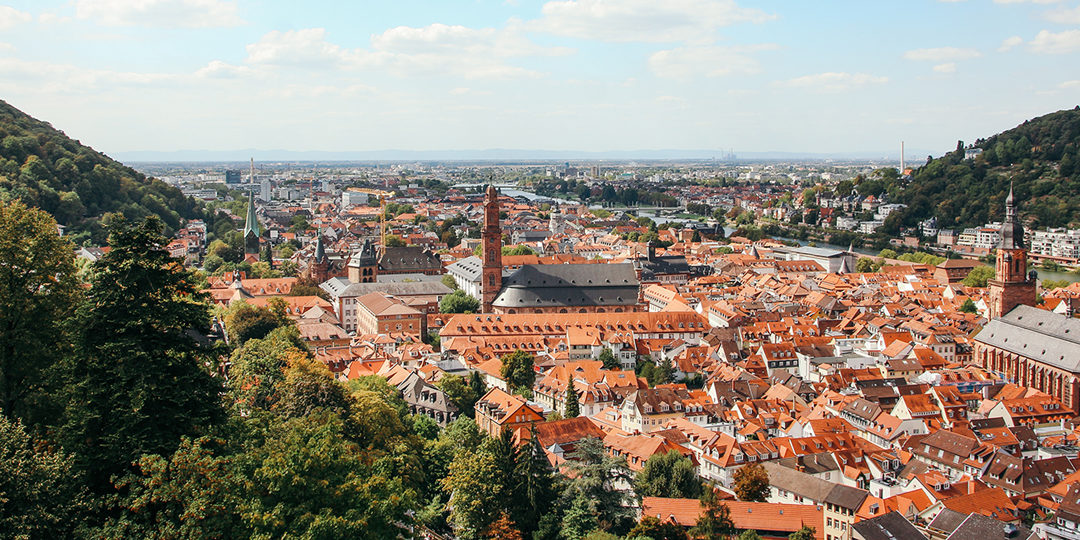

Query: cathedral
left=975, top=186, right=1080, bottom=412
left=474, top=185, right=641, bottom=315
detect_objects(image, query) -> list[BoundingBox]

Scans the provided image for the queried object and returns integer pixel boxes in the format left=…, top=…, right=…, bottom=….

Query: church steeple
left=1000, top=182, right=1024, bottom=250
left=988, top=182, right=1035, bottom=319
left=243, top=187, right=261, bottom=255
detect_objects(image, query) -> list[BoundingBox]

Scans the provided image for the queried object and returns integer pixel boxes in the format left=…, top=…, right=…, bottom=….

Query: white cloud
left=994, top=0, right=1061, bottom=4
left=998, top=35, right=1024, bottom=51
left=903, top=47, right=981, bottom=61
left=933, top=62, right=957, bottom=73
left=1029, top=29, right=1080, bottom=53
left=648, top=43, right=777, bottom=79
left=779, top=72, right=888, bottom=92
left=74, top=0, right=244, bottom=28
left=0, top=6, right=32, bottom=30
left=194, top=60, right=254, bottom=79
left=0, top=57, right=178, bottom=94
left=245, top=28, right=359, bottom=67
left=531, top=0, right=774, bottom=43
left=1044, top=5, right=1080, bottom=23
left=1060, top=80, right=1080, bottom=88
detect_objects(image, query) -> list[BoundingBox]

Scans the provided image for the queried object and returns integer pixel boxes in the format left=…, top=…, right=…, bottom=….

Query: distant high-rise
left=225, top=169, right=241, bottom=184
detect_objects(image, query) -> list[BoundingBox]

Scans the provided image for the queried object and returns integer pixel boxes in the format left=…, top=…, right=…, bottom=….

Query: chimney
left=647, top=241, right=656, bottom=262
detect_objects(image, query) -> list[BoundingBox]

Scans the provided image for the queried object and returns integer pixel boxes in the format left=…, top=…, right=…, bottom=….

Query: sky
left=0, top=0, right=1078, bottom=158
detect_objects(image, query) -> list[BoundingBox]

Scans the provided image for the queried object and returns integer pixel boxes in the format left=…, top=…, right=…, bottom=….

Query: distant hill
left=880, top=106, right=1080, bottom=234
left=0, top=100, right=206, bottom=244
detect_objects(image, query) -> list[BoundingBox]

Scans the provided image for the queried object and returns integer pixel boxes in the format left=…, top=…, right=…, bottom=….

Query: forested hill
left=0, top=99, right=206, bottom=244
left=880, top=106, right=1080, bottom=234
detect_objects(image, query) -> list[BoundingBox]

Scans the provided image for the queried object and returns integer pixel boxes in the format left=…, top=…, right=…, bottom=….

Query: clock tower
left=988, top=184, right=1036, bottom=319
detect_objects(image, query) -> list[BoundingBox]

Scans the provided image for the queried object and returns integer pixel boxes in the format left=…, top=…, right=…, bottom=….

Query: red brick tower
left=481, top=185, right=503, bottom=312
left=988, top=184, right=1036, bottom=319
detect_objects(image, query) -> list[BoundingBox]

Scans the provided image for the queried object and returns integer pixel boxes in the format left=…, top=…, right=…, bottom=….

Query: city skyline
left=0, top=0, right=1078, bottom=158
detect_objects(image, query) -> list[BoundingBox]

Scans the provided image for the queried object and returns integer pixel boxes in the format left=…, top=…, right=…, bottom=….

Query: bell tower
left=988, top=184, right=1036, bottom=319
left=481, top=185, right=503, bottom=312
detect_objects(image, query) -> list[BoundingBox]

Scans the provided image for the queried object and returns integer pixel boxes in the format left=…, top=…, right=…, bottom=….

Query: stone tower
left=481, top=185, right=503, bottom=312
left=988, top=184, right=1036, bottom=319
left=348, top=239, right=378, bottom=283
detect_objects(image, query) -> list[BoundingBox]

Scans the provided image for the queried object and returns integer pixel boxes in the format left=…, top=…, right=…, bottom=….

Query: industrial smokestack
left=900, top=141, right=905, bottom=173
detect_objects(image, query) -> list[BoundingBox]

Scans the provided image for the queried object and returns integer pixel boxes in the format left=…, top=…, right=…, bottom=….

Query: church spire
left=243, top=186, right=261, bottom=255
left=1000, top=182, right=1024, bottom=250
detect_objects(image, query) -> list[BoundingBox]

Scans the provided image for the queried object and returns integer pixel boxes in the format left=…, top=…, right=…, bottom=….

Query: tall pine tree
left=565, top=378, right=580, bottom=418
left=57, top=216, right=223, bottom=491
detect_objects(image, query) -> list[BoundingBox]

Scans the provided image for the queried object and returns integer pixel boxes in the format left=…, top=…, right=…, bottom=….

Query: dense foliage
left=876, top=106, right=1080, bottom=232
left=0, top=99, right=208, bottom=244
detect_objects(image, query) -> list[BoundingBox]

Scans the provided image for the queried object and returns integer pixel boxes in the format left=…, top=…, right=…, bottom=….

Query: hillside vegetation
left=0, top=99, right=206, bottom=244
left=872, top=106, right=1080, bottom=234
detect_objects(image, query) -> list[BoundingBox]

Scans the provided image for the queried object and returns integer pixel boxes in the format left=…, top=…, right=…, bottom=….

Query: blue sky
left=0, top=0, right=1077, bottom=157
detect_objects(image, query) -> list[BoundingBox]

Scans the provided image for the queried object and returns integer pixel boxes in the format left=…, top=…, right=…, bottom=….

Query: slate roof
left=378, top=246, right=442, bottom=273
left=852, top=511, right=927, bottom=540
left=446, top=255, right=483, bottom=282
left=637, top=255, right=692, bottom=280
left=974, top=305, right=1080, bottom=373
left=492, top=262, right=639, bottom=309
left=321, top=277, right=451, bottom=298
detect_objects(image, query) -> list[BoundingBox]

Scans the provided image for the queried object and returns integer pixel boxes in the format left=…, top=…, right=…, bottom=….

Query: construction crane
left=346, top=188, right=395, bottom=247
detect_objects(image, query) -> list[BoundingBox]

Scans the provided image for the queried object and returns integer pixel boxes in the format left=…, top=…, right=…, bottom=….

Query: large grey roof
left=320, top=277, right=451, bottom=298
left=378, top=246, right=442, bottom=273
left=492, top=263, right=639, bottom=309
left=447, top=256, right=482, bottom=282
left=974, top=305, right=1080, bottom=373
left=637, top=255, right=691, bottom=279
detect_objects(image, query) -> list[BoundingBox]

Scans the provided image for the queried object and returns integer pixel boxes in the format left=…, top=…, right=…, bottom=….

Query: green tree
left=960, top=298, right=978, bottom=313
left=500, top=350, right=536, bottom=394
left=634, top=450, right=703, bottom=499
left=0, top=415, right=90, bottom=538
left=227, top=326, right=309, bottom=414
left=733, top=463, right=770, bottom=502
left=856, top=257, right=878, bottom=273
left=560, top=494, right=599, bottom=540
left=101, top=436, right=244, bottom=539
left=0, top=200, right=79, bottom=427
left=224, top=300, right=290, bottom=345
left=57, top=217, right=224, bottom=491
left=514, top=426, right=557, bottom=536
left=440, top=289, right=481, bottom=314
left=962, top=265, right=996, bottom=287
left=626, top=515, right=689, bottom=540
left=737, top=531, right=763, bottom=540
left=598, top=347, right=620, bottom=370
left=438, top=374, right=481, bottom=418
left=442, top=273, right=460, bottom=291
left=877, top=248, right=898, bottom=260
left=789, top=525, right=816, bottom=540
left=690, top=487, right=736, bottom=539
left=502, top=245, right=536, bottom=256
left=565, top=378, right=581, bottom=418
left=561, top=437, right=634, bottom=534
left=442, top=449, right=505, bottom=540
left=240, top=411, right=414, bottom=539
left=1042, top=279, right=1071, bottom=290
left=385, top=234, right=407, bottom=247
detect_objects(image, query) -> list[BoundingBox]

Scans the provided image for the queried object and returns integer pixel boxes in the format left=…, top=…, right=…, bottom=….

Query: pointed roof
left=1000, top=182, right=1024, bottom=249
left=314, top=229, right=327, bottom=262
left=243, top=189, right=260, bottom=239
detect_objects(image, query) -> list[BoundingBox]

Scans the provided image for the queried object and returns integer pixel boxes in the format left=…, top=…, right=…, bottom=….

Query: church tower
left=988, top=184, right=1036, bottom=319
left=481, top=185, right=503, bottom=312
left=243, top=187, right=261, bottom=256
